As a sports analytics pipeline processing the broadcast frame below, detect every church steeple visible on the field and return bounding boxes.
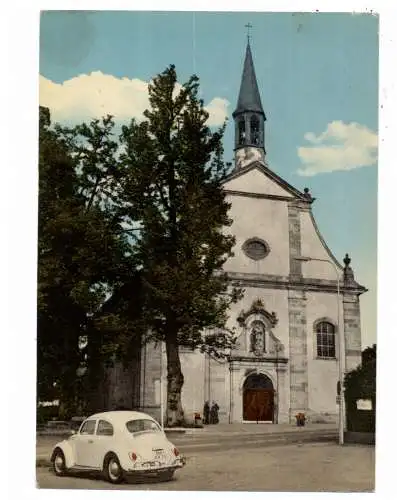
[233,40,267,169]
[234,42,265,117]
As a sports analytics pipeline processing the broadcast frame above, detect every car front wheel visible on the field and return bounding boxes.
[103,453,124,484]
[52,448,66,477]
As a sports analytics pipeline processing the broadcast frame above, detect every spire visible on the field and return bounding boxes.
[233,38,266,165]
[233,41,265,118]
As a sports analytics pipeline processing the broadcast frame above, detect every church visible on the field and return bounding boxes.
[107,40,367,424]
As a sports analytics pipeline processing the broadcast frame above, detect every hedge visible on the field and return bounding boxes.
[344,346,376,433]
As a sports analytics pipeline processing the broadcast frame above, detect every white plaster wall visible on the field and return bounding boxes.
[300,211,343,281]
[206,358,229,423]
[179,349,205,421]
[224,167,295,197]
[306,292,342,417]
[224,195,290,277]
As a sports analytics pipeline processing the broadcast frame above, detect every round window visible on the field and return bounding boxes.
[242,238,269,261]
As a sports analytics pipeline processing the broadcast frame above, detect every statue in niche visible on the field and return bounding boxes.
[250,321,266,356]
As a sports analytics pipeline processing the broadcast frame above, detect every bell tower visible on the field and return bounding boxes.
[232,37,266,170]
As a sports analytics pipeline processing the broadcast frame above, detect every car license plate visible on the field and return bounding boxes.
[143,461,157,468]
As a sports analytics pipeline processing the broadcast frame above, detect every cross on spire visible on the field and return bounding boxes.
[245,22,253,42]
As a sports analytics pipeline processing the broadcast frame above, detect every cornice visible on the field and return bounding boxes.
[226,271,367,295]
[224,189,295,203]
[229,355,289,364]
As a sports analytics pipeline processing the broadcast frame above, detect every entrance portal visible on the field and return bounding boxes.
[243,373,274,422]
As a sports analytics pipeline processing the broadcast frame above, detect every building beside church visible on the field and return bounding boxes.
[107,41,367,424]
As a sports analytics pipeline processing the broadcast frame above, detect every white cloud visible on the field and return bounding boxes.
[204,97,230,127]
[297,120,378,176]
[39,72,229,126]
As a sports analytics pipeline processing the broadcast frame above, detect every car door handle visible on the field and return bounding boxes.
[88,439,94,443]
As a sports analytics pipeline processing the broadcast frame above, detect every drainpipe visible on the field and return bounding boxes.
[142,342,146,413]
[229,363,233,424]
[208,355,211,402]
[275,343,279,424]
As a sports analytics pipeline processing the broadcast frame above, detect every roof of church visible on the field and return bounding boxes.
[233,42,265,117]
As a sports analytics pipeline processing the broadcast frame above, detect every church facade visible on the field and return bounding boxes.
[107,41,367,424]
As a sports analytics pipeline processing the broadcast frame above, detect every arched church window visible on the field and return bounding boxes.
[250,320,266,355]
[316,321,336,359]
[238,119,246,144]
[250,115,260,145]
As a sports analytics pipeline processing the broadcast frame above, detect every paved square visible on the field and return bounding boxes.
[36,442,375,492]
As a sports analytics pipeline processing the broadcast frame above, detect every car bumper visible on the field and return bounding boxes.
[126,458,186,475]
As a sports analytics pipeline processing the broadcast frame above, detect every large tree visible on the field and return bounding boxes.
[38,107,136,415]
[119,65,243,425]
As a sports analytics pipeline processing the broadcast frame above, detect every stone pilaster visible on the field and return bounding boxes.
[274,362,290,424]
[229,363,238,423]
[343,294,362,372]
[288,289,308,421]
[288,203,303,278]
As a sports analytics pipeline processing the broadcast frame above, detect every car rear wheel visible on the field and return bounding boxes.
[103,453,124,484]
[52,449,66,477]
[159,470,174,482]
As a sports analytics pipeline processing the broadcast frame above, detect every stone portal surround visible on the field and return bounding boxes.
[229,359,289,424]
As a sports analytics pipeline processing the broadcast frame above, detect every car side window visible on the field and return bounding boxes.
[97,420,114,436]
[79,419,96,435]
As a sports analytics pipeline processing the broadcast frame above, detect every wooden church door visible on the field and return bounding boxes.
[243,374,275,422]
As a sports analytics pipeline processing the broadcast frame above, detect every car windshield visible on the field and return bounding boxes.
[126,419,162,435]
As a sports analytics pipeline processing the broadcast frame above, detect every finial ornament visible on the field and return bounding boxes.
[343,253,351,268]
[245,22,253,42]
[303,187,312,199]
[343,253,355,283]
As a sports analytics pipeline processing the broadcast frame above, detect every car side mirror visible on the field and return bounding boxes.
[69,429,77,435]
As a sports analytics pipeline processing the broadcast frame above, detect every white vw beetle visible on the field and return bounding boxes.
[50,411,186,483]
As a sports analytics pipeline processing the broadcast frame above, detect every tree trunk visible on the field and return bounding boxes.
[85,353,109,414]
[165,334,185,426]
[84,332,108,414]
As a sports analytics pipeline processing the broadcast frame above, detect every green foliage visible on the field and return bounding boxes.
[38,107,138,410]
[38,64,243,423]
[119,65,242,349]
[119,65,243,424]
[344,344,376,433]
[36,404,59,425]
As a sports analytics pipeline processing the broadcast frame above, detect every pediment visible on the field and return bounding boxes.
[237,298,278,328]
[223,162,311,201]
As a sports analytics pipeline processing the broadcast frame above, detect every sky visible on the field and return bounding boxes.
[39,10,378,348]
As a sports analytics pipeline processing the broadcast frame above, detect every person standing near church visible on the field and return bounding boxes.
[203,401,210,425]
[210,401,219,424]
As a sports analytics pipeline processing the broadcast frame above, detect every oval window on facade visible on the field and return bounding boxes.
[242,238,269,261]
